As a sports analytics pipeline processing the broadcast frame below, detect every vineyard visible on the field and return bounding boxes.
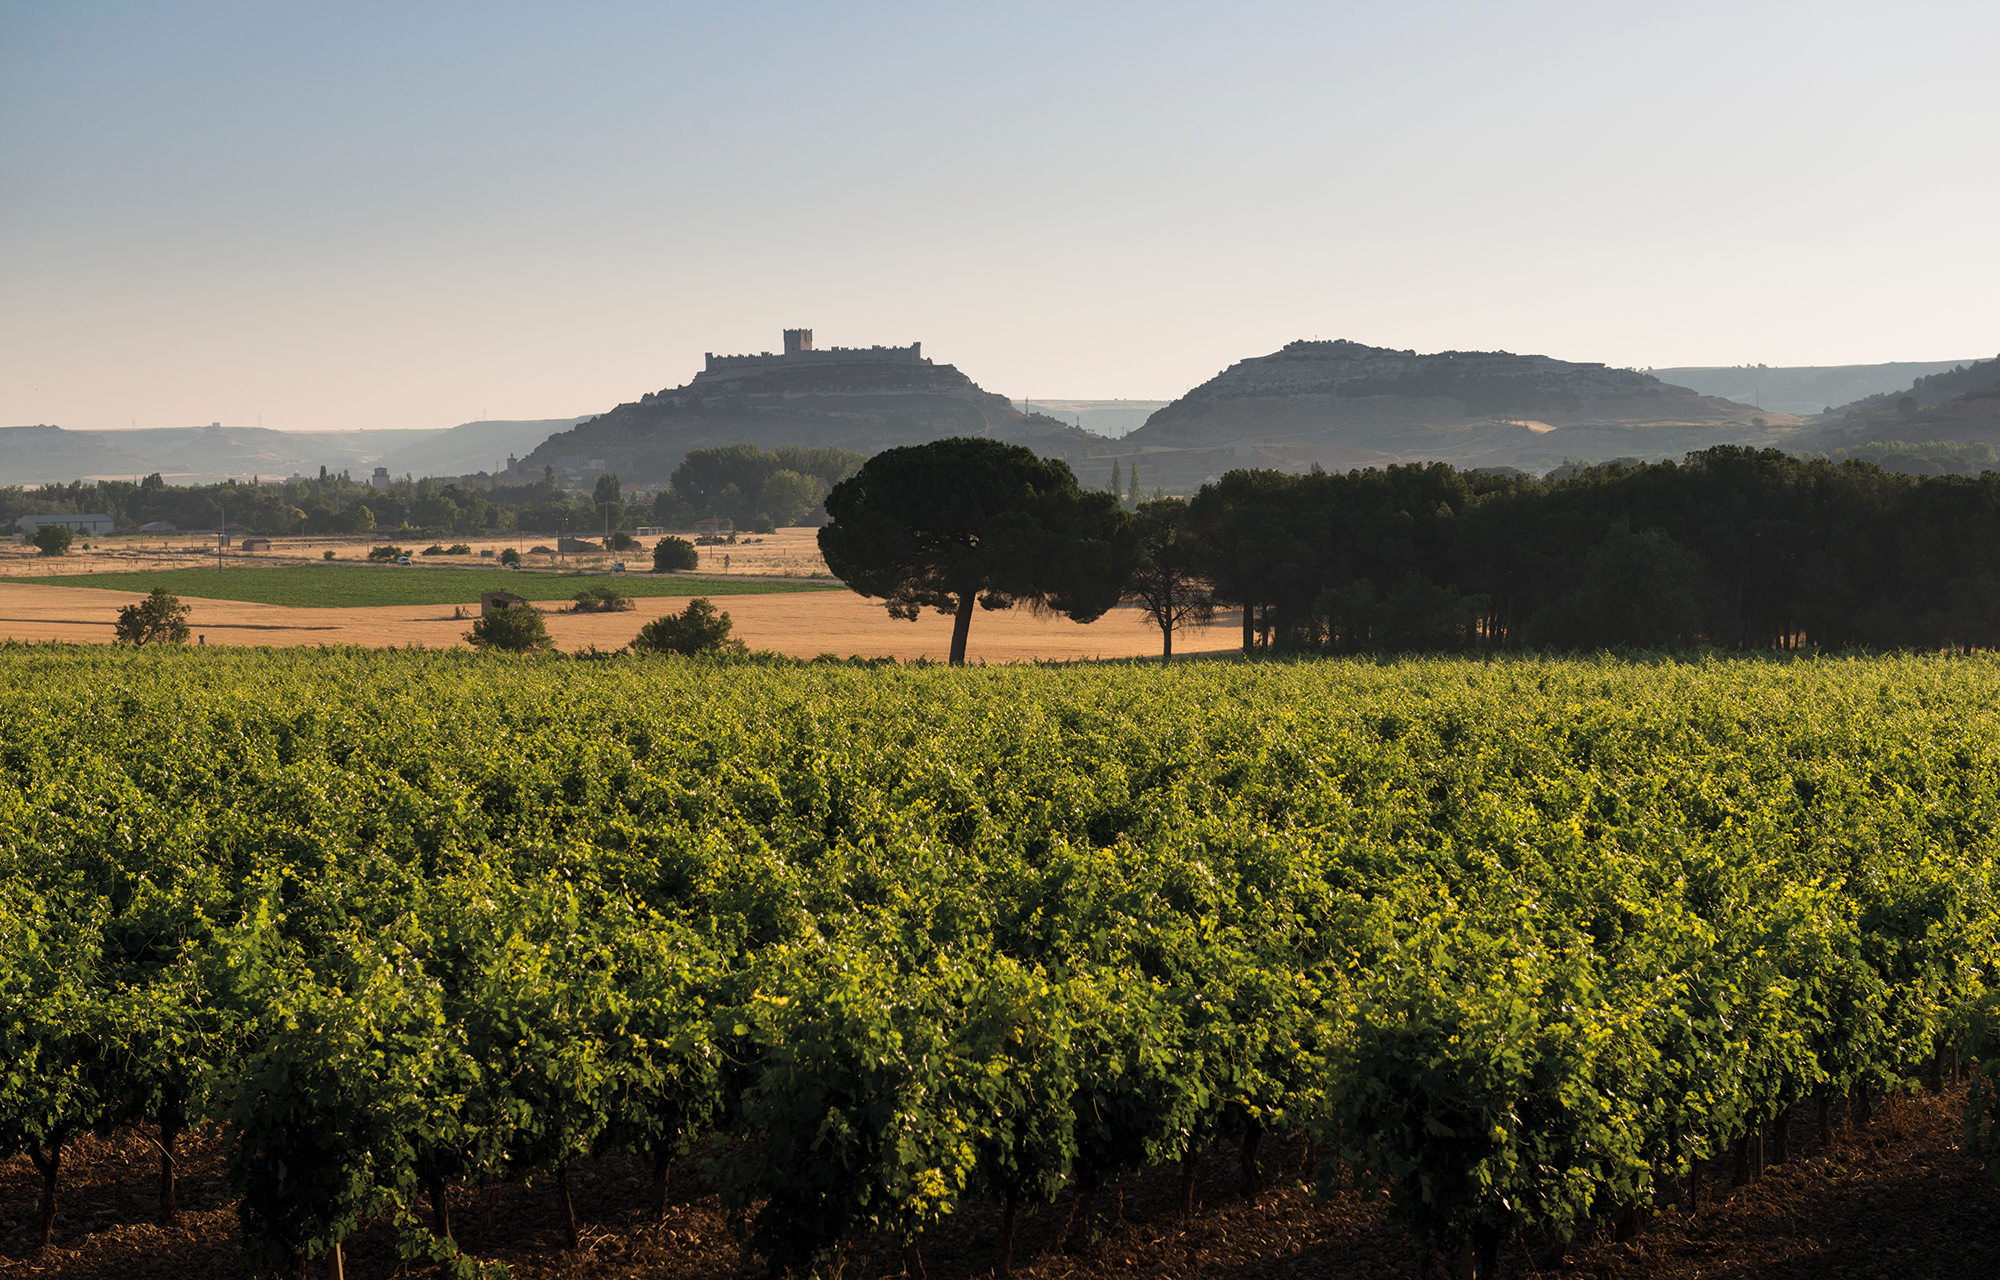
[5,645,2000,1278]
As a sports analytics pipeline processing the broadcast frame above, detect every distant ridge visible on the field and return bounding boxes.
[1093,339,1798,488]
[0,422,443,488]
[1653,360,1983,416]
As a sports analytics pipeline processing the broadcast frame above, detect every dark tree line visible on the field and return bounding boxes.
[1183,446,2000,654]
[4,469,627,538]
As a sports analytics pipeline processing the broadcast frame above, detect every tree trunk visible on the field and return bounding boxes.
[902,1239,927,1280]
[28,1133,64,1249]
[1752,1128,1765,1180]
[651,1148,672,1222]
[429,1167,452,1242]
[1240,1119,1263,1199]
[999,1198,1018,1277]
[158,1115,180,1225]
[1179,1151,1199,1217]
[329,1240,345,1280]
[1770,1109,1789,1166]
[1064,1162,1098,1254]
[557,1164,581,1251]
[1456,1231,1499,1280]
[1242,604,1255,652]
[1688,1149,1702,1212]
[1855,1084,1872,1127]
[1731,1133,1750,1187]
[1161,620,1173,663]
[948,592,976,666]
[1817,1095,1834,1147]
[1300,1131,1319,1180]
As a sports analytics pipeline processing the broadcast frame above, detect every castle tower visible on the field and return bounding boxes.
[783,328,813,355]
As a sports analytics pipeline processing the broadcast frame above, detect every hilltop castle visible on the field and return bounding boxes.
[695,328,926,382]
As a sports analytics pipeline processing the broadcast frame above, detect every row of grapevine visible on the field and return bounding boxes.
[4,644,2000,1277]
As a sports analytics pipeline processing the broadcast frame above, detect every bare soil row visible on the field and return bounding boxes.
[5,1085,1990,1278]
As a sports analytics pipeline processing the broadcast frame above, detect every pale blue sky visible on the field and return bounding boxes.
[3,1,1994,432]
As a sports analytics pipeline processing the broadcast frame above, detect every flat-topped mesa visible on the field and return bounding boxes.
[695,328,926,384]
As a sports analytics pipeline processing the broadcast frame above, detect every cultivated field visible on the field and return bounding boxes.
[1,524,834,578]
[0,564,833,609]
[0,578,1243,660]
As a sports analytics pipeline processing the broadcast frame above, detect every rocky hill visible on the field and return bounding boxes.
[1093,340,1807,489]
[516,341,1109,484]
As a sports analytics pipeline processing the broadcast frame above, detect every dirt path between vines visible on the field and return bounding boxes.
[0,580,1244,663]
[4,1085,1992,1278]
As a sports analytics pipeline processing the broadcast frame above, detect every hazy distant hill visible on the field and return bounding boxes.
[374,418,589,480]
[1650,360,1980,416]
[0,425,163,485]
[517,341,1109,483]
[1094,340,1801,489]
[0,422,443,487]
[1013,400,1171,439]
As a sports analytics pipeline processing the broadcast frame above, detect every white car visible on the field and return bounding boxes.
[396,556,411,565]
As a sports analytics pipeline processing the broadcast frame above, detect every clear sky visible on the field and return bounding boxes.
[3,1,1994,433]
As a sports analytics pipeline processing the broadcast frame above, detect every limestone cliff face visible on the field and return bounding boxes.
[520,358,1108,482]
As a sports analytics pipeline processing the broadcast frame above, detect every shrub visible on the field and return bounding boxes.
[31,525,72,556]
[499,548,522,566]
[752,513,776,535]
[367,545,405,562]
[420,544,446,556]
[446,543,471,555]
[632,598,744,656]
[652,536,699,573]
[570,585,634,613]
[323,550,335,561]
[608,531,638,552]
[465,605,552,652]
[113,587,192,645]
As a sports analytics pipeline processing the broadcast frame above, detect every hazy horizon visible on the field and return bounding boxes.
[4,2,1995,435]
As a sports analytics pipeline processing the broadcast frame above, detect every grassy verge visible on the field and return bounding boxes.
[0,564,837,609]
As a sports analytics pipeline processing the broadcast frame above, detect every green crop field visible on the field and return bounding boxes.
[0,563,836,608]
[6,647,2000,1271]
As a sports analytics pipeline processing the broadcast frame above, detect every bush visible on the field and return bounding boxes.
[465,605,552,652]
[652,536,699,573]
[31,525,72,556]
[608,531,638,552]
[367,545,405,562]
[570,585,634,613]
[420,544,446,556]
[632,598,744,655]
[323,550,335,561]
[752,513,776,535]
[446,543,471,555]
[499,548,522,566]
[113,587,192,645]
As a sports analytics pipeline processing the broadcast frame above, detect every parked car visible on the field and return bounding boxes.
[396,556,411,565]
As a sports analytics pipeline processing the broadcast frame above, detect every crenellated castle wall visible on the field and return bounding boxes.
[698,337,924,380]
